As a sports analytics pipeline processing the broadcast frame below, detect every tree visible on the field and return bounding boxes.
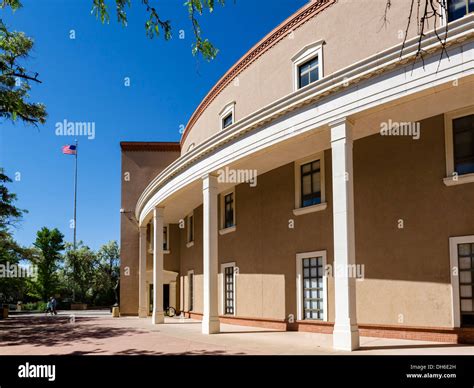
[92,0,227,60]
[63,242,98,303]
[383,0,449,66]
[94,241,120,305]
[0,0,46,125]
[31,227,64,301]
[0,170,30,303]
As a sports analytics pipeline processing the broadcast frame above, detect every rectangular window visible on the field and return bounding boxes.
[224,193,234,228]
[149,284,153,314]
[163,226,168,251]
[222,112,233,129]
[189,272,194,312]
[447,0,474,22]
[224,266,234,315]
[301,160,321,207]
[298,57,319,88]
[187,214,194,243]
[453,114,474,175]
[302,257,324,320]
[458,243,474,326]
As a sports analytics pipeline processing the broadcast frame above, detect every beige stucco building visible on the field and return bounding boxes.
[120,0,474,350]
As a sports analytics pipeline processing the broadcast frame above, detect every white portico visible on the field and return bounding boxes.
[133,17,474,350]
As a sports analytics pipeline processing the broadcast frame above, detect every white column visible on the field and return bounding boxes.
[330,118,360,351]
[152,207,165,324]
[202,174,220,334]
[138,225,148,318]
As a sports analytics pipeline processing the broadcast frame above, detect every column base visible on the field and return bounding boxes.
[152,311,165,324]
[138,308,148,318]
[333,324,360,351]
[202,317,220,334]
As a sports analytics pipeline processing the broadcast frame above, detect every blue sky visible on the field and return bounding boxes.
[0,0,306,250]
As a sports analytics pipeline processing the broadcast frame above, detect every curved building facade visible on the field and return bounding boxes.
[120,0,474,349]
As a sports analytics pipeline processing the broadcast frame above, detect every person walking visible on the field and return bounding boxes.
[45,299,53,315]
[50,297,58,315]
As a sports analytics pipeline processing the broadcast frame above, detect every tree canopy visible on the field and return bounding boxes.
[0,0,47,125]
[92,0,227,60]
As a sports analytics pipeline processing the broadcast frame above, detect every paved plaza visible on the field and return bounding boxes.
[1,311,473,356]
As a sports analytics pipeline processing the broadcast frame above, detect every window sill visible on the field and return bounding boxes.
[219,226,236,235]
[293,202,327,216]
[186,241,194,248]
[443,173,474,186]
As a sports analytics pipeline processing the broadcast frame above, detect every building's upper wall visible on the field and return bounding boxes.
[120,142,180,315]
[181,0,419,153]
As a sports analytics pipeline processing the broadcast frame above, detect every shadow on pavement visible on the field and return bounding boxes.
[0,316,144,348]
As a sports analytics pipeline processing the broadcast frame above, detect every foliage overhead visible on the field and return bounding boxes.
[92,0,226,60]
[0,0,47,125]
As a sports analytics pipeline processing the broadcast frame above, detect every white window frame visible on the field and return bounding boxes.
[186,212,194,248]
[219,101,235,130]
[219,188,236,235]
[296,251,328,322]
[449,235,474,328]
[187,269,194,312]
[443,106,474,186]
[147,222,153,254]
[221,261,236,316]
[293,152,327,215]
[148,222,170,254]
[292,40,324,91]
[440,0,448,26]
[163,224,170,254]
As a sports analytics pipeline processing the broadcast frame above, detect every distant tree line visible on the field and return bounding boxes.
[0,170,120,309]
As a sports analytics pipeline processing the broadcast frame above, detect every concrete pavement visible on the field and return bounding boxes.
[1,312,473,355]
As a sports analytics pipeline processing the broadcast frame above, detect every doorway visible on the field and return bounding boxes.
[149,283,170,313]
[163,284,170,310]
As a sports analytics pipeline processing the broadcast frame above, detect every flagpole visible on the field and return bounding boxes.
[73,139,78,250]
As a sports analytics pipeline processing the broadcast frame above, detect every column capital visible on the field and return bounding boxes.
[330,118,354,143]
[202,173,219,190]
[139,224,147,232]
[153,206,164,218]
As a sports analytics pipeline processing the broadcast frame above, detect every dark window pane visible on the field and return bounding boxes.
[302,257,324,321]
[300,160,321,207]
[222,113,233,129]
[298,58,319,88]
[163,226,168,250]
[224,193,234,228]
[309,67,319,83]
[302,174,312,195]
[299,72,310,88]
[458,240,474,327]
[224,266,234,314]
[453,114,474,175]
[448,0,469,21]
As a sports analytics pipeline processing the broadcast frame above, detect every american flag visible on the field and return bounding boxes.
[62,145,77,155]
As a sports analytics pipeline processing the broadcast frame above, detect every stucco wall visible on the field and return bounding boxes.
[120,149,180,315]
[182,0,420,152]
[178,114,474,328]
